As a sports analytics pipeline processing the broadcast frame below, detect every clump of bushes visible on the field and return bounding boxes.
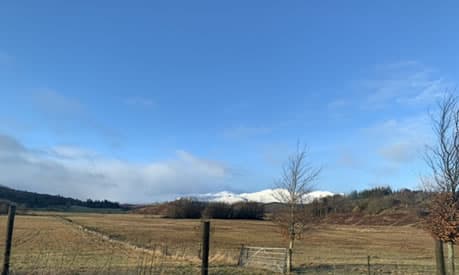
[165,199,205,219]
[366,197,399,214]
[308,186,431,217]
[349,186,393,200]
[202,202,233,219]
[165,199,265,220]
[231,202,265,220]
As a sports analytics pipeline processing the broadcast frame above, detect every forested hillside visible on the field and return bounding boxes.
[0,185,125,210]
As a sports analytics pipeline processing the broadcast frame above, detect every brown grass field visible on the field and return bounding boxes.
[0,212,452,274]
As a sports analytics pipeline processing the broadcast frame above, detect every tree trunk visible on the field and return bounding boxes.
[286,203,294,273]
[448,241,455,275]
[286,238,294,273]
[435,240,446,275]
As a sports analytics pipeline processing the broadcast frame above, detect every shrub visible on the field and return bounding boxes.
[164,199,265,219]
[358,186,392,199]
[231,202,265,219]
[165,198,205,218]
[366,197,396,214]
[202,202,232,219]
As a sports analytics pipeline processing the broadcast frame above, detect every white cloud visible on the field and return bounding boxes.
[379,142,419,163]
[0,134,232,203]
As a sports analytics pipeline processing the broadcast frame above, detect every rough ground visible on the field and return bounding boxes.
[0,213,446,274]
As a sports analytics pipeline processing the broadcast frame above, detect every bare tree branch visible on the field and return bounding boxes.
[425,93,459,199]
[274,143,321,204]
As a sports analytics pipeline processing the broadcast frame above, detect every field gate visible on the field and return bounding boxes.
[238,246,287,273]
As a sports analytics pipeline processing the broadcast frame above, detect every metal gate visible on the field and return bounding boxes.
[238,246,287,273]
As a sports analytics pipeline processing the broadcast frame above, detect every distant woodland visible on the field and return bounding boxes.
[0,185,125,211]
[134,187,433,224]
[0,184,434,224]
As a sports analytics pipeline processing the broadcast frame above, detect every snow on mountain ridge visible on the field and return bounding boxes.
[190,189,334,204]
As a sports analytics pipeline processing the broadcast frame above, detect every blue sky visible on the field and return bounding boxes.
[0,1,458,202]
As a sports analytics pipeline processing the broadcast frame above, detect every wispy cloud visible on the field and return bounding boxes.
[379,142,419,163]
[364,115,430,140]
[0,117,30,135]
[0,51,13,64]
[50,145,98,159]
[360,61,450,108]
[222,125,272,139]
[354,61,454,166]
[0,134,232,202]
[328,114,432,188]
[373,60,420,71]
[33,89,85,116]
[326,61,449,120]
[124,96,155,107]
[260,142,291,167]
[336,151,360,169]
[327,98,350,110]
[364,114,431,164]
[31,89,123,146]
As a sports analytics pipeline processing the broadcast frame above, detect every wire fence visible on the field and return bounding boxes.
[1,239,442,274]
[0,211,451,274]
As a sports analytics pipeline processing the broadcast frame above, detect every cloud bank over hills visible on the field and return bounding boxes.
[0,134,232,203]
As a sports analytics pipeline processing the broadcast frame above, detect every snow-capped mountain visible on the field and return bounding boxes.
[188,189,335,204]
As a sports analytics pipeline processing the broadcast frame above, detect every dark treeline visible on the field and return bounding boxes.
[165,199,265,219]
[0,185,125,210]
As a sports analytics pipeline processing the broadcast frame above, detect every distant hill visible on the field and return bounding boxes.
[299,186,431,226]
[135,186,432,226]
[0,185,126,211]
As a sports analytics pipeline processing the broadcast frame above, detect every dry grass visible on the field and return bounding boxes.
[66,214,434,254]
[0,215,202,274]
[64,213,440,271]
[0,212,448,274]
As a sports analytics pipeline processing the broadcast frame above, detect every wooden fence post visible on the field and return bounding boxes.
[435,239,446,275]
[447,241,455,275]
[201,221,210,275]
[367,255,370,275]
[164,245,168,256]
[238,244,245,266]
[2,204,16,275]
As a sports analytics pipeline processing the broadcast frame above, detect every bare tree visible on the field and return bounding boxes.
[273,142,321,272]
[425,94,459,196]
[425,93,459,275]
